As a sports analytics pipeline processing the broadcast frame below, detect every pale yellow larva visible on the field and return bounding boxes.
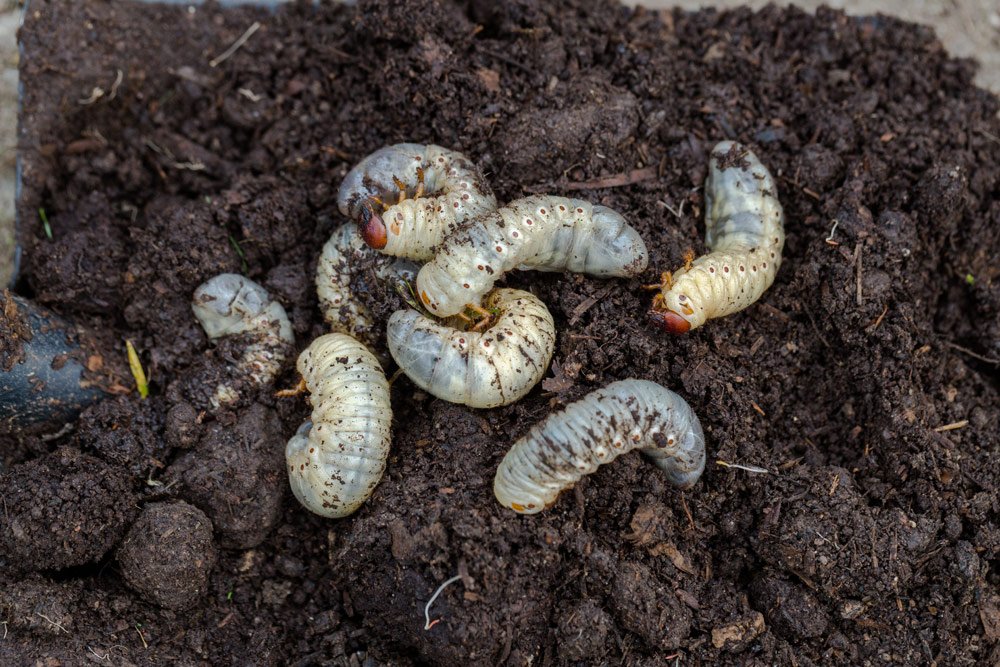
[387,289,555,409]
[315,222,418,347]
[494,379,706,514]
[416,196,649,317]
[650,141,785,334]
[285,333,392,518]
[191,273,294,409]
[337,143,496,260]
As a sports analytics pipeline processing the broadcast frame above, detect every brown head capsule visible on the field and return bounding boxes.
[648,308,691,335]
[359,203,388,250]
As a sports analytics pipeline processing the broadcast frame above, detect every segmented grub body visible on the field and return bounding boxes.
[191,274,294,409]
[494,379,705,514]
[285,333,392,518]
[337,143,496,260]
[417,196,649,317]
[650,141,785,333]
[315,222,418,346]
[387,289,555,408]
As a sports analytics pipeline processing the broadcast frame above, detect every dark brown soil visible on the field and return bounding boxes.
[4,0,998,664]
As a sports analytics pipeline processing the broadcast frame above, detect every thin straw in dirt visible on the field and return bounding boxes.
[209,21,260,68]
[423,575,464,631]
[716,460,770,474]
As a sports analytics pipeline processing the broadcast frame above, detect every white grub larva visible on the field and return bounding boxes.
[387,289,555,409]
[191,273,294,409]
[494,379,705,514]
[649,141,785,334]
[417,195,649,317]
[285,333,392,518]
[337,143,496,260]
[315,222,418,346]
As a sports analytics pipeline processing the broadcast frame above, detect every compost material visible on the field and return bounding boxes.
[3,0,998,664]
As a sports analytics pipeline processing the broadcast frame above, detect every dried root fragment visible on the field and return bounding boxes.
[494,379,705,514]
[649,141,785,333]
[387,288,555,409]
[337,143,496,260]
[315,222,418,347]
[285,333,392,518]
[191,273,294,409]
[417,195,648,317]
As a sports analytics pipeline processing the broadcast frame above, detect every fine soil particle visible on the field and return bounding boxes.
[166,402,286,549]
[117,500,218,611]
[3,0,999,664]
[0,446,136,573]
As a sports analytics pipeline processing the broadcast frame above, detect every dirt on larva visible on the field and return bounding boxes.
[2,0,998,664]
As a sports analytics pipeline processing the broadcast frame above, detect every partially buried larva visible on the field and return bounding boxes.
[337,143,497,261]
[387,288,556,408]
[315,222,418,347]
[649,140,785,333]
[417,195,649,317]
[285,333,392,518]
[191,273,294,409]
[494,379,706,514]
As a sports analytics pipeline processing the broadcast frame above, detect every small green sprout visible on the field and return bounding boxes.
[126,340,149,399]
[229,235,249,273]
[965,273,975,286]
[38,208,52,240]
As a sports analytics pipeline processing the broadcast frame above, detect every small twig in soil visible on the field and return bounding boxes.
[423,575,464,630]
[558,166,658,191]
[135,624,148,649]
[866,304,889,332]
[854,242,863,306]
[210,21,261,68]
[976,127,1000,145]
[36,613,68,634]
[657,198,686,219]
[477,47,535,75]
[941,340,1000,366]
[933,420,968,433]
[716,460,770,474]
[238,88,262,102]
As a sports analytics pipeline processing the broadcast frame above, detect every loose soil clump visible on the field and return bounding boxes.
[3,0,998,664]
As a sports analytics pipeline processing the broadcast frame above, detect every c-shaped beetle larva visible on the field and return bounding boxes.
[416,195,649,317]
[191,274,294,409]
[494,379,705,514]
[337,143,497,261]
[315,222,419,347]
[387,288,556,409]
[285,333,393,518]
[649,141,785,333]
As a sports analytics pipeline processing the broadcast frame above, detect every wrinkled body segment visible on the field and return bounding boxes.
[650,141,785,333]
[387,289,556,409]
[337,143,496,260]
[285,334,392,518]
[494,379,706,514]
[417,195,649,317]
[191,273,294,409]
[315,222,418,348]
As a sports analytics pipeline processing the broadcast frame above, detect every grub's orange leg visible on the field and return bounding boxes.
[276,376,307,397]
[643,271,673,292]
[683,249,695,271]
